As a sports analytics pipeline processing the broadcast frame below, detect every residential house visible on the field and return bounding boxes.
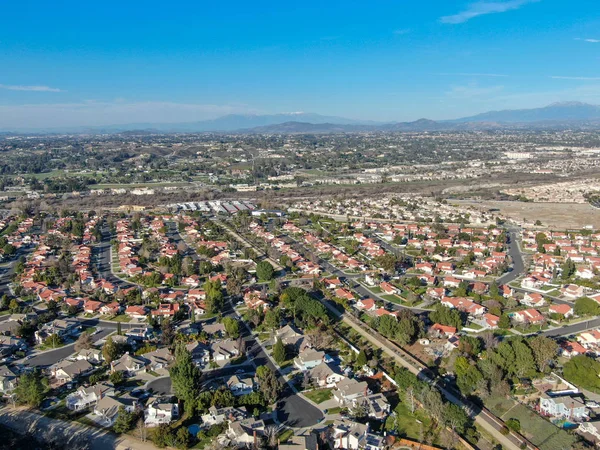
[201,406,247,427]
[278,434,319,450]
[430,323,457,338]
[76,348,104,364]
[66,382,115,410]
[511,308,545,324]
[275,324,305,352]
[561,341,588,358]
[186,341,211,367]
[0,365,18,393]
[333,378,370,406]
[539,393,588,421]
[549,304,574,318]
[379,282,398,295]
[355,298,377,312]
[522,293,546,308]
[362,393,391,420]
[110,353,146,376]
[225,375,255,396]
[125,305,148,320]
[227,417,265,446]
[211,339,240,362]
[51,359,94,385]
[144,397,179,427]
[93,395,138,427]
[143,347,174,372]
[309,362,346,388]
[294,348,325,371]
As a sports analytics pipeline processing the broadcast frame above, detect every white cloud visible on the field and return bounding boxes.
[0,100,260,130]
[0,84,63,92]
[575,38,600,43]
[440,0,539,24]
[551,76,600,81]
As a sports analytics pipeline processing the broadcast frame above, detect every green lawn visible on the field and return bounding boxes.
[369,286,383,294]
[326,406,343,415]
[391,401,435,442]
[277,429,294,443]
[107,315,132,323]
[304,388,333,404]
[501,403,576,450]
[381,294,405,304]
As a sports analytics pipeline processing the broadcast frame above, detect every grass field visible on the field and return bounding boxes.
[381,294,405,304]
[486,397,576,450]
[304,388,333,404]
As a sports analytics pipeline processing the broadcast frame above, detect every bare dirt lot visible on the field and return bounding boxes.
[454,200,600,230]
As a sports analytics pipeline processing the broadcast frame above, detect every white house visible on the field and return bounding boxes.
[309,362,345,388]
[294,348,325,371]
[144,398,179,427]
[66,383,114,411]
[539,394,588,421]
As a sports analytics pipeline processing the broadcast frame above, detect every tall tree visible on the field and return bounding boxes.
[169,343,202,415]
[256,261,275,281]
[528,335,558,373]
[273,338,286,364]
[102,336,119,363]
[15,370,47,407]
[256,365,281,405]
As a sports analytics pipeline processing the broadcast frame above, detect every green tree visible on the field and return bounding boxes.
[429,304,463,329]
[356,350,368,368]
[102,336,120,363]
[575,297,600,316]
[498,313,511,329]
[169,343,202,415]
[256,261,275,281]
[109,370,125,385]
[563,355,600,391]
[14,370,46,407]
[204,280,224,313]
[263,308,281,331]
[222,317,240,339]
[506,418,521,433]
[561,258,576,279]
[256,365,281,405]
[44,333,63,348]
[113,406,137,433]
[273,338,286,364]
[443,403,470,435]
[528,335,558,373]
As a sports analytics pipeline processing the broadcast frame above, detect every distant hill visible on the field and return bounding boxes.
[4,102,600,135]
[451,101,600,123]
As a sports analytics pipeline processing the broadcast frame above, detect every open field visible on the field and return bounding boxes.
[454,200,600,229]
[486,396,576,450]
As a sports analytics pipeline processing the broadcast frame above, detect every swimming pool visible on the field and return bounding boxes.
[188,424,201,435]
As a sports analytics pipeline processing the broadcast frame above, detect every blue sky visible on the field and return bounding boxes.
[1,0,599,128]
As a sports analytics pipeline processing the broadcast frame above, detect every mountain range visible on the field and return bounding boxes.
[4,102,600,134]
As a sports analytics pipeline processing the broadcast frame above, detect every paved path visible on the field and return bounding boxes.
[0,406,154,450]
[316,295,530,450]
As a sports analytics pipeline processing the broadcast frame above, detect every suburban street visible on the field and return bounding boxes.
[16,328,113,369]
[93,223,137,289]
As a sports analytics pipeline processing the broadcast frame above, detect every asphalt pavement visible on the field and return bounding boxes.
[17,328,113,369]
